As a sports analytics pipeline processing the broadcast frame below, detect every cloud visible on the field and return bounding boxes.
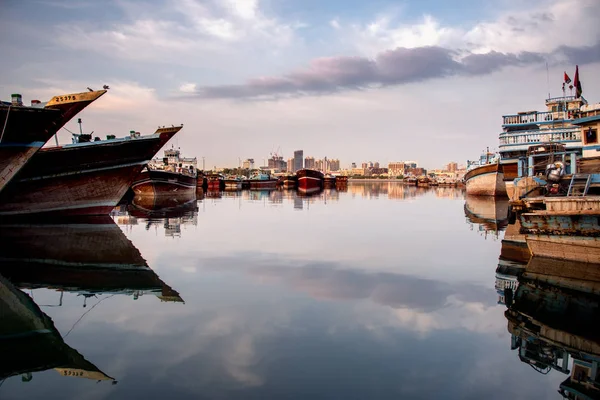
[182,41,598,99]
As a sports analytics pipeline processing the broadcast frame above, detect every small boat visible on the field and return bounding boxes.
[416,175,430,187]
[282,173,297,189]
[404,176,417,186]
[296,168,324,193]
[206,174,224,191]
[224,176,243,190]
[248,172,277,190]
[131,149,197,197]
[323,174,336,188]
[464,150,506,196]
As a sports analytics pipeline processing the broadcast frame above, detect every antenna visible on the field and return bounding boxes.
[546,61,550,99]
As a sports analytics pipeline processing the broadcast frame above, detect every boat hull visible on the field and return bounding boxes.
[131,169,196,197]
[0,128,179,218]
[464,163,507,196]
[297,169,324,191]
[526,236,600,263]
[519,211,600,236]
[224,180,242,190]
[249,179,277,190]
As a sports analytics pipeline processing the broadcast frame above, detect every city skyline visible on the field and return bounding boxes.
[2,0,599,169]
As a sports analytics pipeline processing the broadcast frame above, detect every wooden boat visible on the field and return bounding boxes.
[0,126,182,218]
[403,176,417,186]
[323,174,336,188]
[296,168,324,193]
[416,175,430,187]
[206,174,223,191]
[248,172,277,190]
[0,274,115,382]
[0,89,106,194]
[129,195,198,219]
[131,168,197,197]
[224,176,243,190]
[282,174,297,189]
[464,150,506,196]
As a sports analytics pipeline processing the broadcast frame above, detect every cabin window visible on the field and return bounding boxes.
[585,128,598,144]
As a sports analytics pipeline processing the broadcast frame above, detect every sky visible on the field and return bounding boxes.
[1,0,599,169]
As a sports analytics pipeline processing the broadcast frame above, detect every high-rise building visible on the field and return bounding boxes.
[368,161,374,168]
[361,162,368,169]
[351,162,357,168]
[315,159,323,171]
[305,156,315,169]
[293,150,303,172]
[268,155,286,171]
[374,162,380,169]
[287,158,294,173]
[404,161,418,170]
[447,162,458,172]
[242,158,255,169]
[330,159,340,172]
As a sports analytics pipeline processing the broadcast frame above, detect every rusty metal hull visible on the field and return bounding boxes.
[131,169,197,197]
[520,212,600,236]
[0,128,180,218]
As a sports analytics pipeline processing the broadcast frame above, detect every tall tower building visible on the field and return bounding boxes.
[305,156,315,169]
[287,158,294,173]
[294,150,303,172]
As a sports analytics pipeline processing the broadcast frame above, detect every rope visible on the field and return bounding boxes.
[63,294,116,338]
[0,104,11,143]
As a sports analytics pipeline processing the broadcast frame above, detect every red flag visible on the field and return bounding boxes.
[564,72,571,84]
[574,65,582,98]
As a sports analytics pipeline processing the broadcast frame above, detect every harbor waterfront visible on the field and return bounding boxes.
[1,182,596,399]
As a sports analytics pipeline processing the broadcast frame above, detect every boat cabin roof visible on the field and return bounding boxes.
[526,142,567,156]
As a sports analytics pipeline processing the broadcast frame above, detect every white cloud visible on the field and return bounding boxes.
[346,0,600,56]
[179,83,198,93]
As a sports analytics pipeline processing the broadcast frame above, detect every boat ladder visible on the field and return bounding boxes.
[567,173,592,196]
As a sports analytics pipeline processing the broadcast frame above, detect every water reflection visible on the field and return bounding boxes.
[464,195,509,238]
[500,254,600,399]
[0,274,115,383]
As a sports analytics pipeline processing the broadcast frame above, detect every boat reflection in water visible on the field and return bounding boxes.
[500,255,600,399]
[120,195,198,238]
[0,274,116,384]
[0,216,184,303]
[464,195,509,237]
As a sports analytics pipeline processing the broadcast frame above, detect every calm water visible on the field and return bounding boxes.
[0,182,591,399]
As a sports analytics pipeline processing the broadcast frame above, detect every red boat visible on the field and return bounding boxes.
[0,126,182,218]
[0,89,106,194]
[206,174,223,191]
[296,169,324,192]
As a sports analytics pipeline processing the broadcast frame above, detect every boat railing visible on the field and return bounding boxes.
[499,128,581,146]
[502,111,563,126]
[545,95,577,104]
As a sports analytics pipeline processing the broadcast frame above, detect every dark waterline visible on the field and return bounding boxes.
[0,183,591,399]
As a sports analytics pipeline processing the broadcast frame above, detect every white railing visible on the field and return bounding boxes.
[502,111,562,125]
[498,128,581,146]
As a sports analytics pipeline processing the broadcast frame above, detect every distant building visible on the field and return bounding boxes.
[404,161,418,170]
[268,155,286,171]
[388,162,405,177]
[351,162,357,168]
[293,150,303,172]
[315,159,323,171]
[330,159,340,172]
[446,162,458,172]
[407,167,426,176]
[361,162,368,169]
[374,162,380,169]
[305,156,315,169]
[242,158,255,169]
[287,158,294,173]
